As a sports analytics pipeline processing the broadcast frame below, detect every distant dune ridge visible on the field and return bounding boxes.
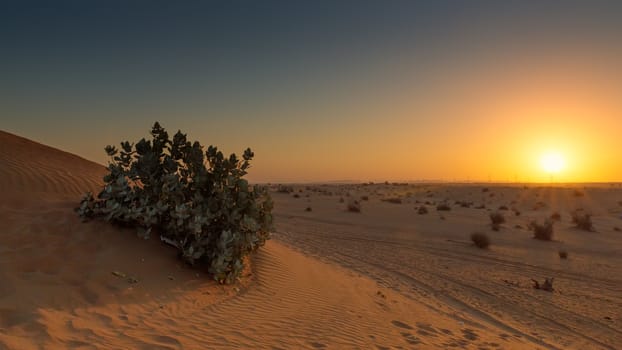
[1,130,621,349]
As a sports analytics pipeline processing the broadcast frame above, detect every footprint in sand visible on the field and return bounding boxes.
[462,328,479,341]
[391,320,414,330]
[309,341,326,349]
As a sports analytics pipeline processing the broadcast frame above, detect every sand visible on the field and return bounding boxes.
[1,130,620,349]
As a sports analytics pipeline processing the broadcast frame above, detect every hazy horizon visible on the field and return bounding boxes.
[2,1,621,183]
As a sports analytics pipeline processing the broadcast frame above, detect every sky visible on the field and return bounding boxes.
[2,1,621,183]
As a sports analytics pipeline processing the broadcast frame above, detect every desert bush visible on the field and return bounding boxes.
[471,232,490,249]
[532,277,554,292]
[558,250,568,259]
[305,207,312,212]
[417,206,428,215]
[550,211,561,221]
[489,211,506,225]
[382,197,402,204]
[76,122,273,284]
[498,205,509,211]
[436,203,451,211]
[361,195,369,201]
[277,184,293,193]
[529,219,554,241]
[347,199,361,212]
[571,209,594,231]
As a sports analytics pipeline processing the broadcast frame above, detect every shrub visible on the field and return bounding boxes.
[292,193,300,198]
[382,197,402,204]
[571,209,594,231]
[76,122,273,284]
[550,211,561,221]
[305,207,312,212]
[277,184,293,193]
[347,200,361,212]
[529,219,554,241]
[558,250,568,259]
[498,205,509,211]
[489,211,506,226]
[361,195,369,201]
[436,203,451,211]
[417,206,428,215]
[471,232,490,249]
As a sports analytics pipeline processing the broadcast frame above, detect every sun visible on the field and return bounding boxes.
[540,151,566,173]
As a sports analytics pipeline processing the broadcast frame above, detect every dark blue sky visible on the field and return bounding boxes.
[2,1,621,181]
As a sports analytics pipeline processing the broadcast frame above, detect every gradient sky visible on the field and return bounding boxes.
[2,1,621,183]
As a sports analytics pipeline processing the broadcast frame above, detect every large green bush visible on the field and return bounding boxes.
[77,122,273,283]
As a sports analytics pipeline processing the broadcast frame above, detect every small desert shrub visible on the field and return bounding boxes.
[347,200,361,213]
[293,193,300,198]
[436,203,451,211]
[550,211,561,221]
[573,189,585,197]
[614,226,621,232]
[361,195,369,201]
[529,219,554,241]
[532,277,554,292]
[533,201,546,210]
[277,185,293,193]
[417,206,428,215]
[76,122,273,284]
[514,209,521,216]
[498,205,509,211]
[382,197,402,204]
[305,207,312,212]
[571,209,594,231]
[482,187,489,192]
[489,211,505,225]
[476,204,486,209]
[558,250,568,259]
[471,232,490,249]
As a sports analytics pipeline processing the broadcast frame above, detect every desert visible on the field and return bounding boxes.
[2,2,622,349]
[1,130,620,349]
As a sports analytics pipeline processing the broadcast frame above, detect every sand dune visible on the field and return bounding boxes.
[1,131,620,349]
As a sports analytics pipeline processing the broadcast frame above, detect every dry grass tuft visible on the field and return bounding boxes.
[471,232,490,249]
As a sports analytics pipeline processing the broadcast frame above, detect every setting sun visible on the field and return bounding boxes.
[540,151,566,174]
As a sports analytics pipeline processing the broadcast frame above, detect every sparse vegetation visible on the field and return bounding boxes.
[558,250,568,259]
[277,185,293,193]
[529,219,554,241]
[361,195,369,201]
[571,209,594,231]
[305,207,312,212]
[471,232,490,249]
[532,277,554,292]
[382,197,402,204]
[76,122,273,284]
[417,206,428,215]
[436,203,451,211]
[489,211,506,225]
[347,199,361,213]
[550,211,561,221]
